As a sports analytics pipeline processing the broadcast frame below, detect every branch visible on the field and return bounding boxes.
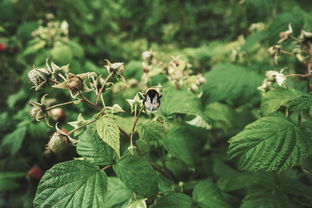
[79,92,101,111]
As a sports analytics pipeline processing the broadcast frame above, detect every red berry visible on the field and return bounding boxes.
[0,42,7,51]
[28,165,44,180]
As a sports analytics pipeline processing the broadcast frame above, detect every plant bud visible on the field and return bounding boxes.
[142,51,154,63]
[298,30,312,45]
[66,76,83,95]
[197,76,206,84]
[50,108,66,122]
[29,105,43,121]
[45,130,69,153]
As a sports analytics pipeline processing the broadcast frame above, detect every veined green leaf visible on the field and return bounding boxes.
[261,88,299,115]
[202,63,262,105]
[96,114,120,156]
[137,120,167,142]
[104,177,131,208]
[192,179,232,208]
[228,117,312,171]
[77,124,117,165]
[1,126,27,155]
[113,155,158,199]
[34,160,107,208]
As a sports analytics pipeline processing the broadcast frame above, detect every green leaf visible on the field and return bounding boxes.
[34,160,107,208]
[241,187,295,208]
[77,124,117,165]
[155,193,194,208]
[228,117,312,171]
[261,88,299,115]
[192,179,232,208]
[1,126,27,155]
[288,93,312,112]
[6,89,26,109]
[159,88,202,117]
[0,171,25,192]
[202,63,262,105]
[104,177,131,208]
[163,128,199,168]
[113,155,158,199]
[246,0,276,23]
[137,120,167,142]
[96,114,120,156]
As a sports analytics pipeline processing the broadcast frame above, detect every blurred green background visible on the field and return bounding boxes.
[1,0,312,207]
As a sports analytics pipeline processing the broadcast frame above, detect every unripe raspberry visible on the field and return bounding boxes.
[66,76,83,96]
[50,108,66,122]
[0,42,7,51]
[45,130,69,153]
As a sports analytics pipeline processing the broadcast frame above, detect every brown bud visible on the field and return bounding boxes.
[66,76,83,95]
[45,131,69,153]
[28,68,50,89]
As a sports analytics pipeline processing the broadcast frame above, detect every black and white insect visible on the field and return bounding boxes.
[143,88,162,112]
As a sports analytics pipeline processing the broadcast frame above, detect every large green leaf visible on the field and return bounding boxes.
[96,114,120,156]
[202,63,262,105]
[34,160,107,208]
[163,128,199,168]
[228,117,312,171]
[261,88,299,115]
[113,155,158,199]
[159,88,202,117]
[137,120,167,142]
[104,177,131,208]
[77,124,117,165]
[192,179,232,208]
[155,193,194,208]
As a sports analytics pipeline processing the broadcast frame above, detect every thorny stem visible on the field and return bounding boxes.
[96,72,114,105]
[79,92,101,111]
[45,99,83,111]
[67,119,97,135]
[129,106,144,148]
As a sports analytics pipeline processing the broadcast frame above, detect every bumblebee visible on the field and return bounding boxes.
[143,88,162,112]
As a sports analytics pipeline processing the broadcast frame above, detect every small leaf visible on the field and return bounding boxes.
[77,124,117,165]
[113,155,158,199]
[261,88,299,115]
[192,179,232,208]
[126,199,147,208]
[155,193,193,208]
[228,117,312,171]
[34,160,107,208]
[163,128,199,168]
[96,114,120,156]
[1,126,27,155]
[137,120,167,142]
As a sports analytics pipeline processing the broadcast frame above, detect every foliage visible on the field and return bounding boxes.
[1,0,312,208]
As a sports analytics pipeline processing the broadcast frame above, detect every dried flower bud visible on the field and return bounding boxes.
[66,76,83,96]
[28,68,51,90]
[45,131,69,153]
[265,70,287,87]
[142,51,154,64]
[278,24,293,43]
[105,60,125,76]
[197,76,206,84]
[298,30,312,45]
[190,84,199,92]
[29,105,43,121]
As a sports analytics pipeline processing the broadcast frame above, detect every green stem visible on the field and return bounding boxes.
[96,72,114,105]
[68,119,96,135]
[45,99,83,111]
[79,92,101,111]
[129,106,144,148]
